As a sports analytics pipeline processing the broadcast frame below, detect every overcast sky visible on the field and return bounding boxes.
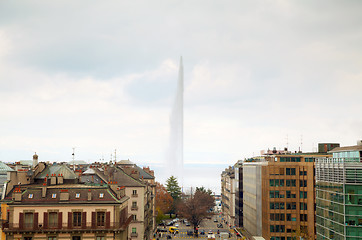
[1,1,362,187]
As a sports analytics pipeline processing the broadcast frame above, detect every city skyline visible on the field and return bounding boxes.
[0,1,362,170]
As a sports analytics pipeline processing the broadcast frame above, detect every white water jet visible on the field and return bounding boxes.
[166,56,184,184]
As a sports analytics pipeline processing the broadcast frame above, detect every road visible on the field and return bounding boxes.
[156,215,242,240]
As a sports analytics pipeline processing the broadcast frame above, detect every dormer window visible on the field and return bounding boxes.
[28,194,33,199]
[76,193,80,198]
[52,193,57,199]
[99,193,104,198]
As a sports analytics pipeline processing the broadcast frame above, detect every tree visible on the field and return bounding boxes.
[195,186,213,196]
[155,182,173,215]
[177,189,215,231]
[166,176,182,217]
[166,176,182,200]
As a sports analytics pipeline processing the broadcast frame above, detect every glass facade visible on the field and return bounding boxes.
[316,152,362,240]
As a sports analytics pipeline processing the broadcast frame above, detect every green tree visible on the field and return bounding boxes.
[166,176,182,200]
[166,176,182,217]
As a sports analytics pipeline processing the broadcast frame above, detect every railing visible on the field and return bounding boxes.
[316,157,362,164]
[3,217,133,233]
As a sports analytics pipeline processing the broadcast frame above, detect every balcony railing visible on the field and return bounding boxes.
[3,216,133,233]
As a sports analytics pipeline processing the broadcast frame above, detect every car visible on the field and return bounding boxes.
[217,223,223,228]
[169,227,179,234]
[213,219,218,222]
[175,223,179,227]
[200,230,205,235]
[187,231,194,236]
[185,222,190,226]
[166,221,174,226]
[157,228,168,233]
[166,235,172,239]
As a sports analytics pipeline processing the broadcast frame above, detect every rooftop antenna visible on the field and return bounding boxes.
[72,147,75,171]
[286,134,289,150]
[114,149,117,163]
[300,135,303,152]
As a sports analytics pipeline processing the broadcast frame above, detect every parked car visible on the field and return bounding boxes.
[200,230,205,235]
[157,228,168,233]
[166,221,174,226]
[187,231,194,236]
[213,218,218,222]
[185,221,190,226]
[217,223,223,228]
[175,223,179,227]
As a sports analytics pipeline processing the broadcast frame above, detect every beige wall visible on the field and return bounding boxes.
[126,186,145,240]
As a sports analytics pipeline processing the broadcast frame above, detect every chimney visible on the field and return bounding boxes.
[50,174,57,185]
[88,190,92,201]
[42,186,47,198]
[57,174,64,184]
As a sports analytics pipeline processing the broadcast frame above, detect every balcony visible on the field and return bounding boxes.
[131,232,138,238]
[131,206,138,211]
[3,216,133,234]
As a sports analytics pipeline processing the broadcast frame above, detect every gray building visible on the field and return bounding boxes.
[243,159,266,236]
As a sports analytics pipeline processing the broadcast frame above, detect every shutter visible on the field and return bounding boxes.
[43,212,48,229]
[82,212,86,229]
[58,212,63,229]
[19,213,24,229]
[91,212,96,228]
[33,212,39,229]
[68,212,72,229]
[106,211,110,228]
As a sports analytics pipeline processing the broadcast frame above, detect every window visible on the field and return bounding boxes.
[132,214,137,221]
[300,180,307,187]
[300,191,307,198]
[24,212,34,228]
[132,201,137,208]
[75,193,80,198]
[72,237,81,240]
[48,237,57,240]
[132,190,137,195]
[24,238,32,240]
[73,212,82,227]
[99,193,104,198]
[300,202,307,210]
[132,227,137,233]
[49,212,58,228]
[52,194,57,199]
[97,212,105,226]
[270,180,275,187]
[28,194,33,199]
[96,237,105,240]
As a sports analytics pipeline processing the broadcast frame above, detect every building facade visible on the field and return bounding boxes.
[316,143,362,240]
[234,160,243,228]
[243,160,264,236]
[2,163,131,240]
[221,166,235,227]
[261,153,329,240]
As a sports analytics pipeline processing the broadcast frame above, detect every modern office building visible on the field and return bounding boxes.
[262,152,330,240]
[316,142,362,240]
[243,159,265,236]
[234,160,243,227]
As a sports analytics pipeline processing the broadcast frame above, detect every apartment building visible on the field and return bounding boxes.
[221,166,235,227]
[2,163,131,240]
[316,142,362,240]
[85,160,155,240]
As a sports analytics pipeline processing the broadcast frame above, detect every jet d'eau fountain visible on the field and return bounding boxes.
[166,57,184,184]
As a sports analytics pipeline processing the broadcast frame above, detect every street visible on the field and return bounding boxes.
[156,215,241,240]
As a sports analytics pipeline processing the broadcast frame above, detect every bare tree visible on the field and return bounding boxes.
[177,189,214,232]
